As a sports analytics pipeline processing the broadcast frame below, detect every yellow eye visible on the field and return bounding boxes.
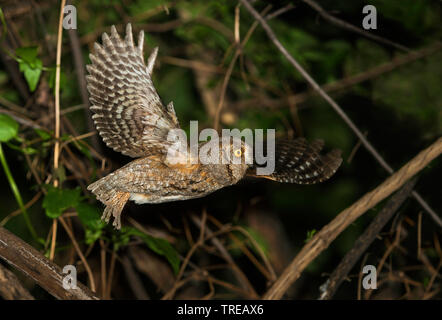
[234,149,242,157]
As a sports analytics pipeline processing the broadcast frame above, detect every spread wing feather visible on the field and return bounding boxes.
[250,138,342,184]
[86,23,179,158]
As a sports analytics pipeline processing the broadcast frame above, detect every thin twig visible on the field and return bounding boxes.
[99,239,107,298]
[53,0,65,179]
[66,13,101,153]
[364,221,403,299]
[213,5,282,130]
[417,211,422,260]
[0,191,42,227]
[0,107,43,130]
[58,216,96,293]
[121,254,150,300]
[162,210,207,300]
[239,0,441,227]
[302,0,410,52]
[265,4,295,20]
[357,253,369,300]
[49,0,66,262]
[234,42,441,110]
[190,213,259,298]
[319,178,417,300]
[208,215,277,282]
[105,250,117,299]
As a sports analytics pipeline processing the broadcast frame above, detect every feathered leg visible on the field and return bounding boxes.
[101,191,130,229]
[88,178,130,229]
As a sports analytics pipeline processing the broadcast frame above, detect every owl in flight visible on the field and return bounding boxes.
[86,24,342,229]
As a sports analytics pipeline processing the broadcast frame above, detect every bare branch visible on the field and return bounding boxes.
[319,177,417,300]
[190,213,259,298]
[302,0,410,52]
[0,263,35,300]
[239,0,441,227]
[235,42,441,110]
[67,22,102,153]
[264,137,442,299]
[0,226,98,300]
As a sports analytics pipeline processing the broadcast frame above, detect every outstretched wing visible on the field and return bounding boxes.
[249,138,342,184]
[86,23,180,158]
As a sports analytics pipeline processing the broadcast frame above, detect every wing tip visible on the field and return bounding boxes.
[137,30,145,52]
[146,47,159,75]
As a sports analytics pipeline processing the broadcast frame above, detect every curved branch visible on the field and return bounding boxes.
[0,263,34,300]
[0,226,99,300]
[319,177,417,300]
[264,137,442,299]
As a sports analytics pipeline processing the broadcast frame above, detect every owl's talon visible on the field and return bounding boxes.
[102,206,111,223]
[112,212,122,230]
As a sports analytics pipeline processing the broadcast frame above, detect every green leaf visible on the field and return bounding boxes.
[35,129,51,141]
[122,227,180,275]
[16,46,42,92]
[305,229,317,243]
[84,228,103,245]
[242,226,269,257]
[42,186,81,219]
[21,59,42,92]
[0,114,19,142]
[76,202,106,230]
[16,46,38,63]
[5,142,37,154]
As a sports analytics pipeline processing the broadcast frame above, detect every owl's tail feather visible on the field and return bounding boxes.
[88,177,129,229]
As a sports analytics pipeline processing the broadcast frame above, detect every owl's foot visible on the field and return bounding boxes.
[101,191,130,230]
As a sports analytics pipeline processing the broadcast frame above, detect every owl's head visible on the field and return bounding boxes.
[219,136,253,179]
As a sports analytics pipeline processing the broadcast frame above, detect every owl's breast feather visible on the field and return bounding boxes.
[129,191,213,204]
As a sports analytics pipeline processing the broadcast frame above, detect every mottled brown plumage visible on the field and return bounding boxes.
[86,24,342,229]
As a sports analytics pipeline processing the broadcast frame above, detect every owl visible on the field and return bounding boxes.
[86,24,342,229]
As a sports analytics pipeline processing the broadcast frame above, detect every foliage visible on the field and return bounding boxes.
[15,47,43,92]
[0,114,18,142]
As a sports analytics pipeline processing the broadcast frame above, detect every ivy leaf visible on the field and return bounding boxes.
[35,129,51,141]
[84,228,103,245]
[16,46,43,92]
[121,227,180,275]
[15,46,38,63]
[0,114,19,142]
[42,186,81,219]
[76,202,105,245]
[76,202,106,230]
[20,59,42,92]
